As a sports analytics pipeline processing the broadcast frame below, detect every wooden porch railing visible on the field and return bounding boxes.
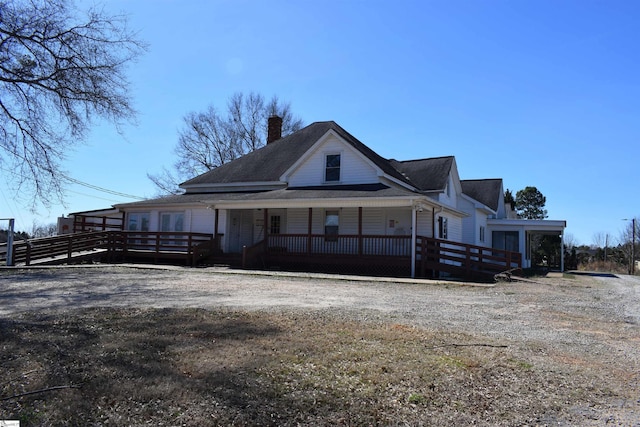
[242,239,267,269]
[73,214,124,233]
[10,231,114,266]
[5,230,521,282]
[416,236,521,280]
[8,231,215,266]
[266,234,412,257]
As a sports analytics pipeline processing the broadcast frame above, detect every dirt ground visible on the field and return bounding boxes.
[1,265,639,425]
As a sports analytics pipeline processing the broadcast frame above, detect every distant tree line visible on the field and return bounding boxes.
[0,222,57,243]
[562,219,639,275]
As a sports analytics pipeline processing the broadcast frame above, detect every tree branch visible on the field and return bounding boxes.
[0,384,82,401]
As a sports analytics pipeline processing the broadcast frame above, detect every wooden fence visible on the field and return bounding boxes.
[7,231,214,266]
[416,236,521,281]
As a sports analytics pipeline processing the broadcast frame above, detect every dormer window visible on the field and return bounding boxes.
[325,154,341,182]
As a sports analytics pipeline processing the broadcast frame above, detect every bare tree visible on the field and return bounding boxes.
[149,92,304,195]
[591,232,612,249]
[563,233,577,250]
[31,221,57,238]
[0,0,146,207]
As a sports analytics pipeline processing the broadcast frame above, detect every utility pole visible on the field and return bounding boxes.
[632,218,636,275]
[624,218,636,275]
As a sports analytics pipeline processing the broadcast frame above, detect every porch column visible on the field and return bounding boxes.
[263,208,269,251]
[307,208,312,255]
[411,207,417,278]
[358,207,363,257]
[560,233,565,272]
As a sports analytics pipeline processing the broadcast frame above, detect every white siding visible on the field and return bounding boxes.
[363,208,385,234]
[416,209,434,238]
[457,197,477,245]
[448,215,462,243]
[341,208,359,234]
[286,208,309,234]
[278,207,409,236]
[190,208,215,233]
[287,135,380,186]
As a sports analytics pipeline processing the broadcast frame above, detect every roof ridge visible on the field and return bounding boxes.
[391,155,455,164]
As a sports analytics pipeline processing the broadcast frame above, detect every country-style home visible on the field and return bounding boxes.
[61,117,566,280]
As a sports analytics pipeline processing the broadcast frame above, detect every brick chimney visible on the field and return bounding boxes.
[267,115,283,144]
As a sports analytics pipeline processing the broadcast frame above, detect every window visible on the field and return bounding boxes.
[325,210,339,242]
[325,154,341,182]
[492,231,519,253]
[161,212,184,232]
[438,217,448,239]
[270,215,281,234]
[127,213,150,232]
[480,226,486,242]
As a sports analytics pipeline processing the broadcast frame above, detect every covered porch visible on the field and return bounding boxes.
[488,219,567,271]
[203,186,518,280]
[204,185,449,277]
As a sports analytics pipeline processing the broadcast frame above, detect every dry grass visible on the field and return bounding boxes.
[0,308,625,426]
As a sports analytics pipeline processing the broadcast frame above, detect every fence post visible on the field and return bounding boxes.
[6,218,14,266]
[187,234,193,266]
[25,242,31,266]
[242,245,247,268]
[67,236,73,260]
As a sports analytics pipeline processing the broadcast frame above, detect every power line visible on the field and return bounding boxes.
[65,188,127,204]
[0,164,146,200]
[61,174,146,200]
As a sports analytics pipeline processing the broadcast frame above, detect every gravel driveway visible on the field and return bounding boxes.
[1,264,639,425]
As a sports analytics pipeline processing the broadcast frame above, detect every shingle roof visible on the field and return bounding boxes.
[118,121,503,211]
[180,121,411,188]
[461,179,503,211]
[115,183,420,209]
[389,157,454,192]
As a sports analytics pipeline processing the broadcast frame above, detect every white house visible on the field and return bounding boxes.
[67,118,566,278]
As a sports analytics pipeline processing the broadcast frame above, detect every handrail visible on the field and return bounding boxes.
[267,234,411,257]
[73,214,124,233]
[415,235,521,279]
[9,231,214,266]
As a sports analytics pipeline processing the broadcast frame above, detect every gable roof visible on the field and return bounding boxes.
[461,179,503,211]
[389,156,454,193]
[180,121,411,190]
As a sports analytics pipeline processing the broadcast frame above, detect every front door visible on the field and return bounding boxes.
[228,210,254,253]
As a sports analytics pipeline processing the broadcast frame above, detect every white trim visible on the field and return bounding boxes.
[323,151,343,184]
[488,219,566,229]
[411,207,417,278]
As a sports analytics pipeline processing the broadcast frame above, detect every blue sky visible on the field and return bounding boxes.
[2,0,639,246]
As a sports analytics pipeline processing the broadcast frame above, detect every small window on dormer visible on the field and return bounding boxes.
[325,154,341,182]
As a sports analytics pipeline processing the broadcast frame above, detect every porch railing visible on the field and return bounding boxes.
[266,234,412,257]
[73,214,124,233]
[10,231,114,266]
[8,231,214,266]
[416,236,521,280]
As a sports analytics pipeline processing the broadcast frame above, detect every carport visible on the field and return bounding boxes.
[488,219,567,271]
